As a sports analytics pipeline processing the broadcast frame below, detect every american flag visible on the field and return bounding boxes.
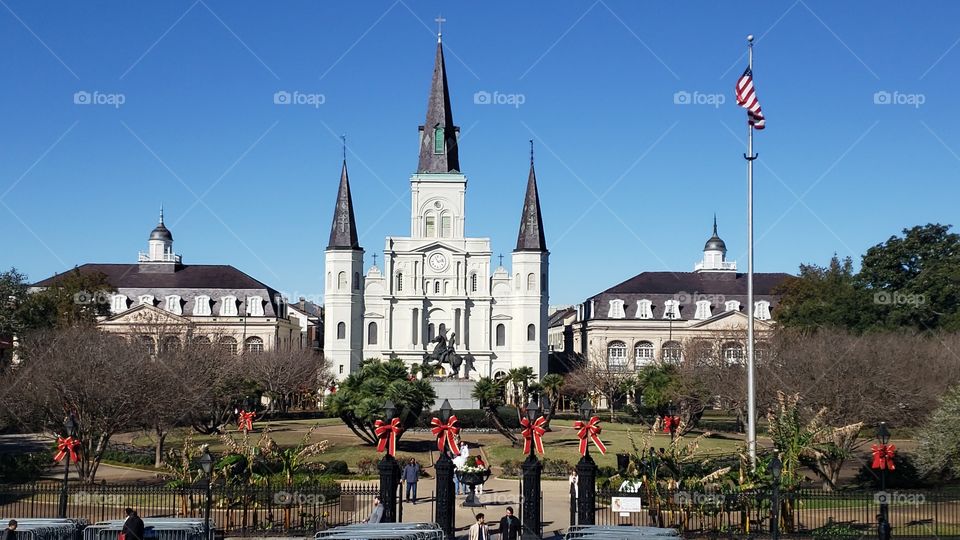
[735,67,765,130]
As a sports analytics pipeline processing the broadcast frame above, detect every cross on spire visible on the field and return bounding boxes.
[435,15,446,40]
[498,253,504,267]
[372,253,378,267]
[341,134,346,161]
[530,139,534,165]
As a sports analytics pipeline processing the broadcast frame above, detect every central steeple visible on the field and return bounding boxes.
[417,35,460,174]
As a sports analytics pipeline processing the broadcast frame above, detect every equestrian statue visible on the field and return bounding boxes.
[422,332,474,379]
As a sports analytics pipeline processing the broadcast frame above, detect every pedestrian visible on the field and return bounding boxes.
[497,507,521,540]
[121,508,144,540]
[402,458,421,504]
[568,468,579,498]
[475,454,487,495]
[468,513,490,540]
[364,496,384,523]
[1,520,17,540]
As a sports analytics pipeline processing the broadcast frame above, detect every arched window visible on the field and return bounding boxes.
[138,335,156,356]
[470,273,478,293]
[367,322,378,345]
[635,341,654,367]
[338,271,347,290]
[412,308,419,345]
[527,324,536,341]
[353,272,360,290]
[336,322,346,340]
[326,272,331,288]
[219,336,238,355]
[434,126,444,154]
[441,213,452,238]
[515,274,520,290]
[192,336,211,348]
[607,341,627,371]
[396,273,403,292]
[495,324,505,347]
[244,336,264,354]
[435,281,441,294]
[722,342,744,364]
[427,323,436,342]
[527,273,536,291]
[662,341,682,363]
[425,213,437,237]
[755,342,770,361]
[161,336,181,354]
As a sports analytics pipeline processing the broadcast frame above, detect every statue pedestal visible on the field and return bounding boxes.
[431,379,478,410]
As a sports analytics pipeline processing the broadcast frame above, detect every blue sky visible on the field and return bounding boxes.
[2,1,959,306]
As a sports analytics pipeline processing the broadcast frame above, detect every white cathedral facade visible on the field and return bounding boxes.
[323,36,549,382]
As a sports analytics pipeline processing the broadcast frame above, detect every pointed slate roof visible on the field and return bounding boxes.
[704,214,727,253]
[417,37,460,173]
[515,158,547,252]
[327,160,361,251]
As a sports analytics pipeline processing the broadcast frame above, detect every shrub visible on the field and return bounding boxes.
[812,522,864,539]
[100,448,155,467]
[323,460,349,475]
[0,450,51,483]
[854,452,928,488]
[356,456,377,476]
[541,457,572,478]
[500,459,520,477]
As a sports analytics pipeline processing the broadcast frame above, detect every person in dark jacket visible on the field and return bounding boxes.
[122,508,145,540]
[497,507,521,539]
[1,519,17,540]
[402,458,421,503]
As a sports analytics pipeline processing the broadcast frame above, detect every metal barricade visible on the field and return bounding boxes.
[82,519,214,540]
[0,518,88,540]
[565,524,681,539]
[314,522,444,540]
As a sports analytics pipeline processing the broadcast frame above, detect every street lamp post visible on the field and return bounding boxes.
[434,399,455,540]
[378,399,401,523]
[877,422,892,540]
[769,452,782,540]
[521,400,542,540]
[58,414,77,518]
[575,400,597,526]
[198,447,214,540]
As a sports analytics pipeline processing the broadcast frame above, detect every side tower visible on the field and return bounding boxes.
[511,147,549,376]
[324,160,364,379]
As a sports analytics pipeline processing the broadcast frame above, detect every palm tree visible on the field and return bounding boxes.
[506,367,535,406]
[540,373,565,428]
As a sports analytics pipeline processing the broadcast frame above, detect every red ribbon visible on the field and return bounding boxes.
[871,444,896,470]
[237,410,255,432]
[573,416,607,456]
[374,417,403,456]
[663,415,680,433]
[53,436,80,464]
[430,416,460,455]
[520,416,547,455]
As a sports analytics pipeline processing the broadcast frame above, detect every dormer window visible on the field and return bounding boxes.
[663,299,680,319]
[433,126,444,154]
[694,300,712,320]
[193,295,211,316]
[138,295,154,307]
[608,299,625,319]
[164,295,182,315]
[755,300,772,320]
[220,296,238,316]
[111,294,128,314]
[636,299,653,319]
[246,296,264,317]
[725,300,741,312]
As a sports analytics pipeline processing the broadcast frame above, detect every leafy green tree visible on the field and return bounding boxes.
[774,256,878,332]
[917,384,960,480]
[326,358,436,446]
[27,267,116,329]
[505,367,535,406]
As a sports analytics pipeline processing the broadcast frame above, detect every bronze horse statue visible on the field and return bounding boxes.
[423,332,474,379]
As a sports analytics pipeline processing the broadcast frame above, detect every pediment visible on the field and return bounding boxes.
[688,310,774,330]
[410,241,467,255]
[491,314,513,321]
[103,304,193,326]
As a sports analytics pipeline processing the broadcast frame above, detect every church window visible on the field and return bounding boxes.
[336,322,346,340]
[470,273,478,293]
[326,272,331,288]
[368,322,378,345]
[396,273,404,292]
[495,324,505,347]
[353,272,360,290]
[428,323,436,342]
[193,296,211,316]
[515,274,520,290]
[608,299,625,319]
[244,336,264,354]
[443,281,449,295]
[111,294,128,314]
[337,271,347,290]
[725,300,741,312]
[165,295,182,315]
[527,324,536,341]
[441,214,452,238]
[425,214,436,237]
[607,341,627,371]
[246,296,264,317]
[662,341,682,362]
[433,126,444,154]
[694,300,712,320]
[663,299,680,319]
[139,294,154,307]
[526,273,535,291]
[754,300,772,320]
[636,299,653,319]
[435,281,441,294]
[220,296,238,316]
[635,341,654,367]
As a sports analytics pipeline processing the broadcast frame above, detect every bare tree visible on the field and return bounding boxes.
[242,346,329,414]
[564,344,637,422]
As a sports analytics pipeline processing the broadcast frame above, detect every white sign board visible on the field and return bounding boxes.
[611,496,642,514]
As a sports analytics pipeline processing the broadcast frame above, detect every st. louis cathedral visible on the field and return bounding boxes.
[323,35,549,381]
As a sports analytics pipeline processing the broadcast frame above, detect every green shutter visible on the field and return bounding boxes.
[434,127,444,154]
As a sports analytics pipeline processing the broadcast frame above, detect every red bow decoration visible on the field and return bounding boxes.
[520,416,547,455]
[237,410,255,432]
[663,415,680,433]
[53,436,80,464]
[430,416,460,455]
[375,418,403,456]
[573,416,607,456]
[871,444,896,470]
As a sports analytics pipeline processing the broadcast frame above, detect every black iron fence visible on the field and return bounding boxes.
[574,488,960,538]
[0,482,427,535]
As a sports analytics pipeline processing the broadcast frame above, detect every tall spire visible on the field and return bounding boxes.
[417,35,460,173]
[712,213,717,236]
[515,141,547,252]
[327,159,360,250]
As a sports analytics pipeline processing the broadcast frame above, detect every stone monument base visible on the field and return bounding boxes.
[431,379,478,410]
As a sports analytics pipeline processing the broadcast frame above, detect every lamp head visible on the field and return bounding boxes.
[198,447,214,476]
[877,422,890,445]
[578,399,594,421]
[769,453,783,481]
[439,399,453,423]
[525,400,539,423]
[63,414,77,437]
[383,399,397,421]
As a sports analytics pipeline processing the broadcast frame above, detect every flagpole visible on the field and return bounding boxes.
[744,34,758,470]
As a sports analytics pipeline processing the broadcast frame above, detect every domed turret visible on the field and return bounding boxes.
[150,210,173,242]
[695,215,735,272]
[703,216,726,253]
[139,207,181,264]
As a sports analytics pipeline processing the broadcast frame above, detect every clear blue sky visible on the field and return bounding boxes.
[2,1,958,306]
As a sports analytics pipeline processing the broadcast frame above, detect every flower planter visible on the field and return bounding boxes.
[456,469,491,507]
